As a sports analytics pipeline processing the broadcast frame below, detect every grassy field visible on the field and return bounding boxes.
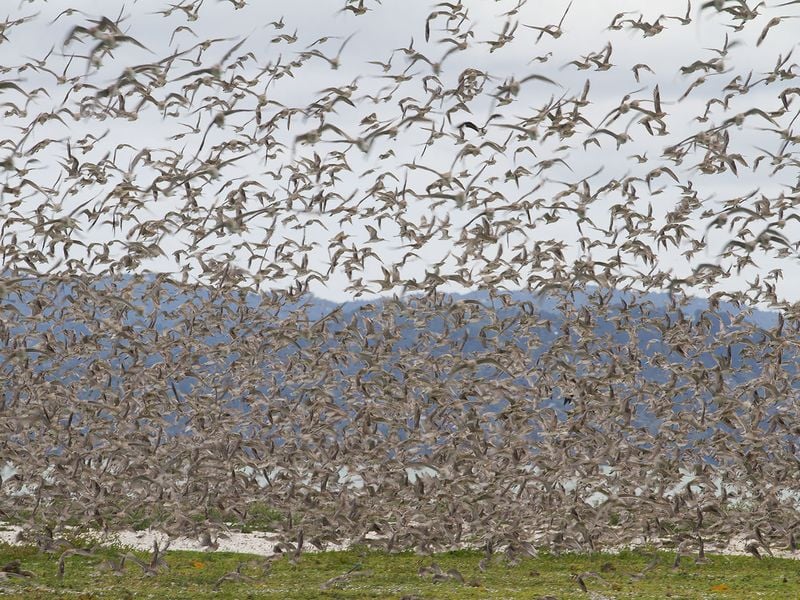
[1,541,798,599]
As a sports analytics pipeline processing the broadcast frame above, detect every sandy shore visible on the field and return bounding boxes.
[1,522,798,560]
[0,523,347,557]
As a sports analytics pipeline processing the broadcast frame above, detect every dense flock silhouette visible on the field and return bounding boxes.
[2,0,800,578]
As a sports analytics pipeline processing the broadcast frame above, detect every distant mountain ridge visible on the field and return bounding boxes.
[1,274,787,435]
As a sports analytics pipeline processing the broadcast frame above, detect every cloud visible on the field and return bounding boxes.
[1,0,799,302]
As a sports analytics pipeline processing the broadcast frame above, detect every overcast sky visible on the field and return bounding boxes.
[2,0,800,303]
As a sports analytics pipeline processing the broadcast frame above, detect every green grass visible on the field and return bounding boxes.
[1,542,798,599]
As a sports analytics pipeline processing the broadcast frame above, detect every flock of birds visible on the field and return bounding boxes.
[2,0,800,583]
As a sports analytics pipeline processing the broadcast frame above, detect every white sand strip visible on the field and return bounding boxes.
[1,522,797,560]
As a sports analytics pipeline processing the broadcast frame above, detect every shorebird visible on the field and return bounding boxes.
[523,1,573,42]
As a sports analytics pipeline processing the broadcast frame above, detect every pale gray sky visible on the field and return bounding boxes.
[2,0,799,302]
